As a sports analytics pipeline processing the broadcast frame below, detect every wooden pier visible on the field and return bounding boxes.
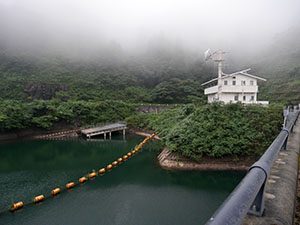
[81,123,127,139]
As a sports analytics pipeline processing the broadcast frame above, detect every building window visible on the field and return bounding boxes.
[250,80,254,85]
[234,95,238,101]
[241,80,246,86]
[224,80,228,85]
[243,96,246,101]
[232,80,236,85]
[250,96,254,101]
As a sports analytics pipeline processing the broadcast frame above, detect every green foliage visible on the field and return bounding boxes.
[151,79,204,103]
[0,100,135,131]
[128,103,283,160]
[0,52,212,104]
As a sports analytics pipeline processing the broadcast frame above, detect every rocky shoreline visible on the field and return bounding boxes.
[158,148,253,171]
[134,130,253,171]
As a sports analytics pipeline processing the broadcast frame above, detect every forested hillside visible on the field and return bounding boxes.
[0,47,212,131]
[0,47,211,104]
[1,26,300,105]
[250,26,300,103]
[1,26,299,132]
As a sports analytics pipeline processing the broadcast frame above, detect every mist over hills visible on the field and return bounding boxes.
[0,0,299,104]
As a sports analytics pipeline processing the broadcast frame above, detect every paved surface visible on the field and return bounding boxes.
[81,123,126,135]
[243,118,300,225]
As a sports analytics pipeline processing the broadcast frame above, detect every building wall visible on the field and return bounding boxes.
[208,93,258,104]
[205,74,266,104]
[219,93,257,103]
[223,74,257,87]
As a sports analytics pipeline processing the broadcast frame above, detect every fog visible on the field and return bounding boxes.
[0,0,299,60]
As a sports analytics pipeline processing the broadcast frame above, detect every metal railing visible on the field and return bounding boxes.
[205,106,300,225]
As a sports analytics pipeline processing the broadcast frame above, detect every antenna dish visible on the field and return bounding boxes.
[204,49,212,61]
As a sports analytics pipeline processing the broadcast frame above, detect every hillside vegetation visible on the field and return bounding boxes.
[0,100,135,131]
[0,27,298,136]
[251,27,300,104]
[127,103,283,160]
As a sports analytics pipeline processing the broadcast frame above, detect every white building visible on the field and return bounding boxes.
[201,50,269,105]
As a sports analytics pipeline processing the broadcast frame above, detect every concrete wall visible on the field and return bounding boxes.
[205,74,261,104]
[207,93,257,104]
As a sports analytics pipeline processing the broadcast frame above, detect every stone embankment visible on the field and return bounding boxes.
[158,148,252,171]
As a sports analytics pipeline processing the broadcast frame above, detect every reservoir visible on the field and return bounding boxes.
[0,135,244,225]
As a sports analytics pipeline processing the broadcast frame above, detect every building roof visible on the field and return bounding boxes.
[201,68,267,86]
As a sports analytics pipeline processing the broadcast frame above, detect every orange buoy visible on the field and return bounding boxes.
[33,195,45,203]
[112,161,118,167]
[117,158,123,163]
[99,168,106,174]
[88,172,97,179]
[79,176,88,183]
[127,152,132,157]
[51,188,61,196]
[123,155,128,160]
[66,182,75,189]
[106,164,113,170]
[10,201,24,212]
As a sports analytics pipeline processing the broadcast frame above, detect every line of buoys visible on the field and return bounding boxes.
[88,172,97,179]
[10,133,156,212]
[66,182,76,189]
[117,158,123,163]
[10,202,24,212]
[36,129,80,139]
[33,195,45,203]
[51,188,61,196]
[112,161,118,167]
[106,164,113,170]
[79,177,88,183]
[99,168,106,174]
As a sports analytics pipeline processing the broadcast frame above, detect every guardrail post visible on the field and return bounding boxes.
[247,161,268,216]
[248,183,266,216]
[283,137,288,150]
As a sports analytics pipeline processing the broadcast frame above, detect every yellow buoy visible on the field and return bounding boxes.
[131,150,135,154]
[10,201,24,212]
[99,168,106,174]
[33,195,45,203]
[117,158,123,163]
[79,177,88,183]
[66,182,75,189]
[106,164,113,170]
[112,161,118,167]
[88,172,97,179]
[51,188,61,196]
[123,155,128,160]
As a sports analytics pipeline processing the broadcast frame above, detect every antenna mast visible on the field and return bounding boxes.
[204,49,226,101]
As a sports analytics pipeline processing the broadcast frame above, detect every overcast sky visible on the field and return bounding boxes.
[0,0,299,57]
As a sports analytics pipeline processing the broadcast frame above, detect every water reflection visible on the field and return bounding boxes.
[0,135,244,225]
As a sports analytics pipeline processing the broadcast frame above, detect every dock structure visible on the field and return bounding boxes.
[81,123,127,139]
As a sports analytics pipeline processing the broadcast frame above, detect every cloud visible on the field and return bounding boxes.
[0,0,299,57]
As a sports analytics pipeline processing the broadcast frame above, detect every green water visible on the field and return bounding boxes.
[0,135,244,225]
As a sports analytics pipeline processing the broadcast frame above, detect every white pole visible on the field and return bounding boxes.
[217,61,222,101]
